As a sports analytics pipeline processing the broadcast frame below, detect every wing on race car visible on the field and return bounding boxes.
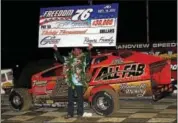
[119,50,171,85]
[119,50,163,64]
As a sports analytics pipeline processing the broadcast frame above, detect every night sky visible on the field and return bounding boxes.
[2,0,177,69]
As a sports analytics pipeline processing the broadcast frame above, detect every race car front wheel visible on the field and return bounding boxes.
[9,88,32,111]
[91,89,119,116]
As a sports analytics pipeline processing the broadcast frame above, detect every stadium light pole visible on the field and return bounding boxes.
[146,0,150,43]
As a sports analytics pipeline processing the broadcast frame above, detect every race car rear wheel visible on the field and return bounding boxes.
[9,88,32,111]
[91,89,119,116]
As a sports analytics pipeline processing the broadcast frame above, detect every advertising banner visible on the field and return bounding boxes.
[39,4,119,48]
[117,42,177,82]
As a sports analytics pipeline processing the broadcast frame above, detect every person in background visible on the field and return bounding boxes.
[53,44,93,119]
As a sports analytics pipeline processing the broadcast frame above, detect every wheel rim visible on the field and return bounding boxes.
[13,96,22,106]
[96,96,110,110]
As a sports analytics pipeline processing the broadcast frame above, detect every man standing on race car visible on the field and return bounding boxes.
[53,44,93,119]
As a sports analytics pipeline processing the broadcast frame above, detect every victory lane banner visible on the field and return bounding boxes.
[38,4,119,48]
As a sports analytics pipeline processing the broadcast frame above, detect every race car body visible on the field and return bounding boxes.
[117,42,177,85]
[9,50,173,116]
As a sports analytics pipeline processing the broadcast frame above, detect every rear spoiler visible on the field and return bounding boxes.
[149,60,171,85]
[118,50,163,65]
[119,50,171,84]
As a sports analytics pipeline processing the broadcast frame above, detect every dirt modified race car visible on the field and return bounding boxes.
[9,50,175,116]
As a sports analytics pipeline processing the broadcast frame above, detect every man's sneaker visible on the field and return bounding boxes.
[77,115,83,119]
[83,112,92,117]
[64,114,73,119]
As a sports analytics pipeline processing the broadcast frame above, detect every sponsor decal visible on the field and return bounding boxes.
[100,29,114,33]
[42,8,94,21]
[46,100,54,104]
[98,6,116,13]
[34,81,47,86]
[40,8,93,25]
[43,10,74,18]
[40,17,72,25]
[40,36,60,45]
[108,63,145,78]
[52,21,90,29]
[97,63,146,81]
[141,51,177,60]
[41,29,88,35]
[104,5,111,9]
[158,53,177,60]
[34,102,89,108]
[112,58,124,65]
[92,19,114,27]
[70,21,90,28]
[139,51,177,60]
[83,36,114,45]
[120,83,147,97]
[171,64,177,71]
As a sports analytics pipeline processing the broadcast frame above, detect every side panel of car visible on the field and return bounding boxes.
[110,80,153,97]
[87,60,154,98]
[89,62,151,86]
[31,65,66,96]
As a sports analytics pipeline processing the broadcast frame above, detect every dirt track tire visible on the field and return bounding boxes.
[152,94,160,102]
[91,89,119,116]
[9,88,32,111]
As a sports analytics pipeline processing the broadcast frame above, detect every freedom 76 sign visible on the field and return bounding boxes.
[38,4,119,48]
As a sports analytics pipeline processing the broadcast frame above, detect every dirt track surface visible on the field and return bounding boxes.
[1,94,177,123]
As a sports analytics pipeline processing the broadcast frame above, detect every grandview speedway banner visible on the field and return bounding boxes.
[117,42,177,81]
[39,4,118,47]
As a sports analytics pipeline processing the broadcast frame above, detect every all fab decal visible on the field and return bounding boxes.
[107,63,145,78]
[97,63,147,82]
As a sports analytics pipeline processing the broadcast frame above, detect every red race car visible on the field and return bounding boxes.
[9,50,174,116]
